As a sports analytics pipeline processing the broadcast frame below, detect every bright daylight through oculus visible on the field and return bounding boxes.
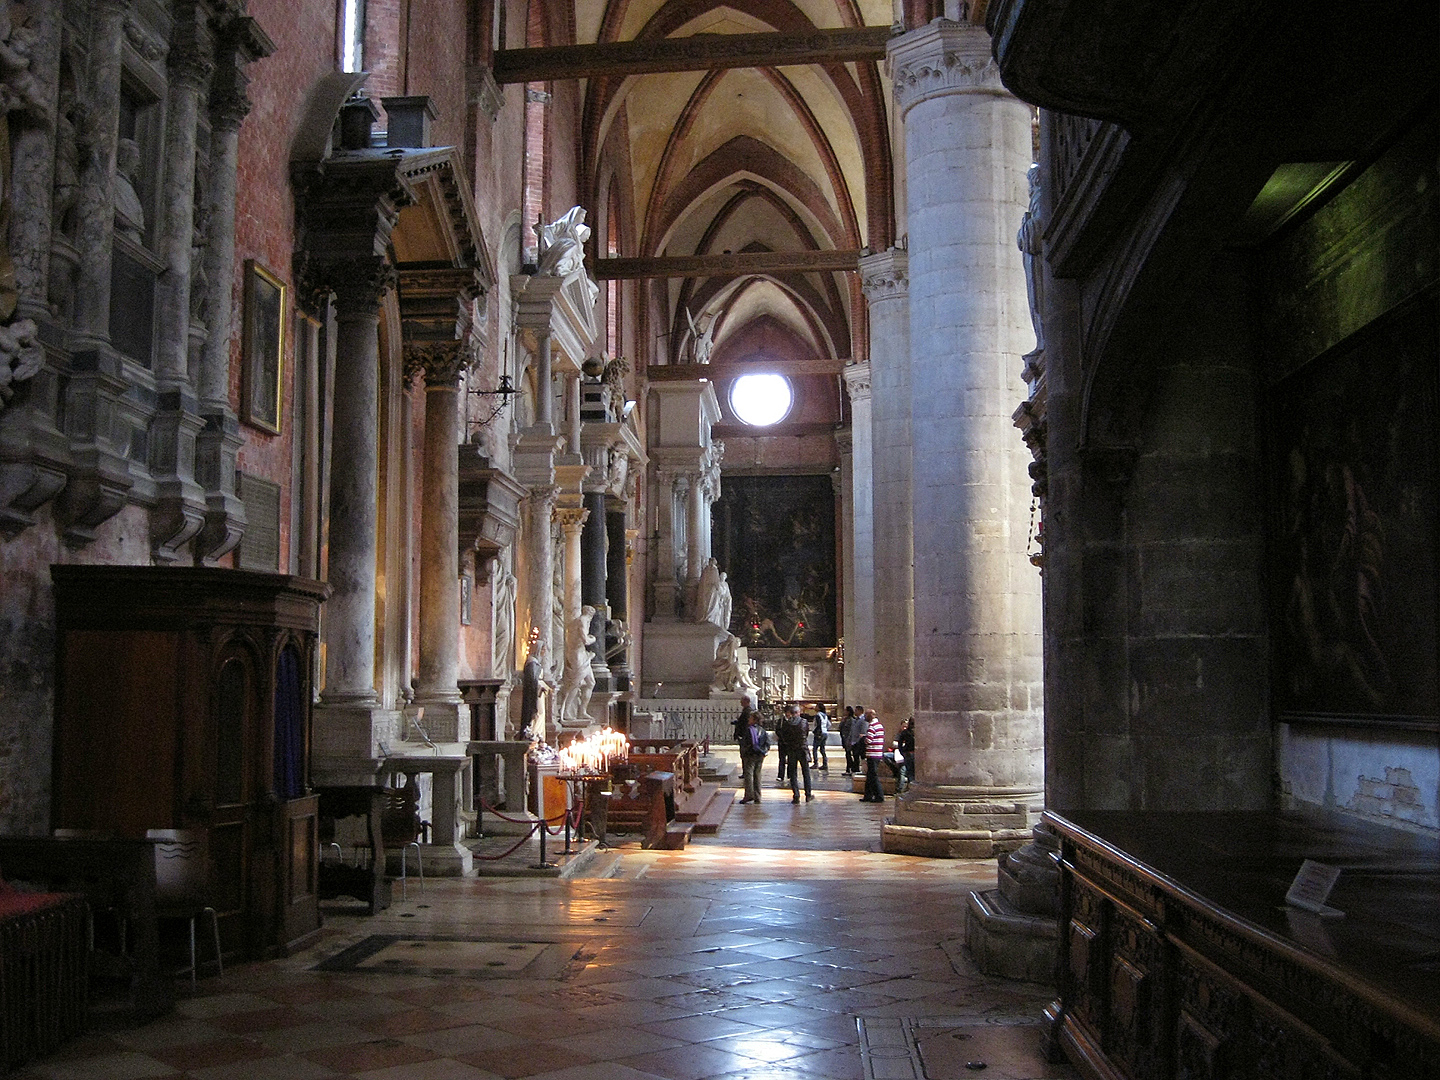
[729,372,793,426]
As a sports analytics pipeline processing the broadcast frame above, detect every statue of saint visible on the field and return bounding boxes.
[711,633,759,695]
[518,626,544,740]
[685,308,714,364]
[697,557,731,629]
[113,138,146,242]
[1017,164,1044,355]
[535,206,590,278]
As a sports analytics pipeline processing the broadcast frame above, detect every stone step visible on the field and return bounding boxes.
[691,787,736,834]
[659,822,693,850]
[674,781,721,821]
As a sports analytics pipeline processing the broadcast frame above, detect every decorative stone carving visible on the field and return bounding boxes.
[602,353,628,417]
[123,12,168,63]
[467,64,504,123]
[0,316,41,406]
[859,247,908,302]
[889,20,1007,117]
[403,338,471,388]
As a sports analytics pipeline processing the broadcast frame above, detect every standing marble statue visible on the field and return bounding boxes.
[558,603,597,724]
[518,626,545,740]
[697,557,731,630]
[686,308,714,365]
[535,206,589,278]
[1017,164,1044,354]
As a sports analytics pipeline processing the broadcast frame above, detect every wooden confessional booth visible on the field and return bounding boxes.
[51,566,330,960]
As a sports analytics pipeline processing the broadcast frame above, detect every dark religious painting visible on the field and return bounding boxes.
[1268,300,1438,719]
[713,474,836,648]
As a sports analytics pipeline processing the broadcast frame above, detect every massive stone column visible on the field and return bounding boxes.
[843,363,875,710]
[410,340,468,742]
[582,487,610,679]
[882,21,1044,858]
[196,17,274,563]
[313,264,400,780]
[835,430,855,706]
[861,250,914,725]
[519,484,559,686]
[148,4,211,561]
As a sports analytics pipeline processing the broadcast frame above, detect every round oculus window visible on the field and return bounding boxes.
[729,373,793,427]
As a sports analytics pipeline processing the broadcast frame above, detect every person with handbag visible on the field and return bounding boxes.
[737,707,770,804]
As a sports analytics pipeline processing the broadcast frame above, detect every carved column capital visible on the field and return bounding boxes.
[302,257,396,317]
[888,20,1008,118]
[555,506,590,536]
[166,5,214,90]
[404,339,471,388]
[843,362,873,402]
[859,247,909,302]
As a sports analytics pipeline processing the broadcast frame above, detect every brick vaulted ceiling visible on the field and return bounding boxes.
[555,0,896,421]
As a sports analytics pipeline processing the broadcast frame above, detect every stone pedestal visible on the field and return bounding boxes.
[384,756,473,876]
[964,821,1061,983]
[468,740,536,835]
[882,20,1044,858]
[641,622,730,699]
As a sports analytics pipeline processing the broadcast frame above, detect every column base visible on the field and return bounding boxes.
[313,702,401,784]
[386,842,472,878]
[880,784,1042,858]
[963,888,1057,984]
[408,698,466,743]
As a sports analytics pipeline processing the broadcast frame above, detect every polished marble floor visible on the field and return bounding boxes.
[20,775,1072,1080]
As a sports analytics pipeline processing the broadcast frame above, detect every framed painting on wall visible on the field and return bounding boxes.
[242,260,286,434]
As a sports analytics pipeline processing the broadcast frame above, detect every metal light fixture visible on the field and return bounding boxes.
[468,373,518,431]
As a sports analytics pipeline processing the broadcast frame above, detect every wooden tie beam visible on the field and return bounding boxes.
[493,27,892,84]
[593,249,862,280]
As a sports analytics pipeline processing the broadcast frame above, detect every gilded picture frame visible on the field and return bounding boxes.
[242,259,286,434]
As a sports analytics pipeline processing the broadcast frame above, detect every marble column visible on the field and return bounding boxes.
[835,430,855,706]
[862,248,914,729]
[522,486,559,682]
[411,340,468,742]
[685,468,707,613]
[653,469,686,618]
[54,0,135,543]
[148,7,211,561]
[314,263,399,777]
[882,21,1044,858]
[71,0,128,342]
[843,363,875,710]
[556,505,590,726]
[534,331,553,427]
[605,504,631,683]
[9,0,61,321]
[196,20,269,563]
[582,488,610,681]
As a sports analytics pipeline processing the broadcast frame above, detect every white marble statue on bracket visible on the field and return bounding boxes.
[711,633,759,698]
[558,603,597,725]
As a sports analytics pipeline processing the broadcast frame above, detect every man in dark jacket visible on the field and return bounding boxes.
[777,704,813,803]
[737,707,769,803]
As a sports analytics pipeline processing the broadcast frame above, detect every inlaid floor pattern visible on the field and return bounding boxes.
[20,780,1074,1080]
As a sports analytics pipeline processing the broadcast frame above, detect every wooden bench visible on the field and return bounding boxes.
[0,837,171,1028]
[605,772,675,849]
[628,741,700,795]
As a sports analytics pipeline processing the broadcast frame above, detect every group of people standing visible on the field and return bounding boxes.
[734,702,915,806]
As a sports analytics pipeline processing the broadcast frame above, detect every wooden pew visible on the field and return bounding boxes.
[604,772,681,849]
[0,837,172,1027]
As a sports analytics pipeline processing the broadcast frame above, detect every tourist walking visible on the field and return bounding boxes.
[737,707,769,803]
[861,709,886,802]
[778,704,813,802]
[810,703,829,771]
[839,706,859,775]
